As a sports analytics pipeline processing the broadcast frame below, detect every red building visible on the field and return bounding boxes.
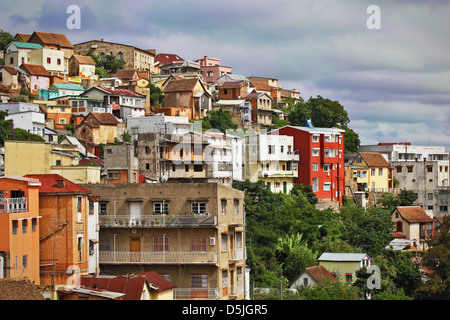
[272,125,346,206]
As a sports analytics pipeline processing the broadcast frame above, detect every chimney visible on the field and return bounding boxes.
[56,179,65,188]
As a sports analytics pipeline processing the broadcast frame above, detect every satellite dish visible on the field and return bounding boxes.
[161,175,168,183]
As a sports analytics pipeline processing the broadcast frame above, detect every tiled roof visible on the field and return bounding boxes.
[72,55,96,65]
[305,265,337,284]
[90,112,120,125]
[359,152,390,167]
[19,64,50,77]
[15,33,31,42]
[23,174,91,194]
[30,31,73,48]
[112,69,139,80]
[0,65,19,75]
[395,206,434,223]
[138,271,177,292]
[163,78,200,93]
[0,278,45,300]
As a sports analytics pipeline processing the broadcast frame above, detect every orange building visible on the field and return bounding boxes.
[0,176,41,284]
[23,174,91,287]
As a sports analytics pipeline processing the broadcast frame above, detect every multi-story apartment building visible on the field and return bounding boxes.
[273,125,346,207]
[80,182,246,300]
[243,133,299,194]
[0,176,41,284]
[23,174,91,289]
[103,144,139,184]
[74,39,155,73]
[194,56,233,85]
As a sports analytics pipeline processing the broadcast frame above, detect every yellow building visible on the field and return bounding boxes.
[349,152,393,192]
[318,252,371,283]
[4,141,100,184]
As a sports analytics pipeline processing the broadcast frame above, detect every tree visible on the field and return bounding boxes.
[201,108,238,133]
[415,216,450,299]
[148,83,163,109]
[0,110,14,146]
[0,29,15,51]
[88,54,126,77]
[397,189,418,206]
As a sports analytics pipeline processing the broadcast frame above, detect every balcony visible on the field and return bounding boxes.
[99,251,217,265]
[98,214,218,228]
[174,288,219,300]
[229,248,244,262]
[0,197,28,214]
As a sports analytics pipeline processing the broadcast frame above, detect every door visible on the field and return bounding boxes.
[130,237,140,262]
[130,202,141,224]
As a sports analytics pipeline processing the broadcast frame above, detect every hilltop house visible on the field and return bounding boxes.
[68,54,97,80]
[74,112,120,146]
[318,252,371,283]
[289,265,336,290]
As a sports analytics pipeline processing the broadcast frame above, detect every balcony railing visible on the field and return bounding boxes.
[229,248,244,262]
[99,251,218,265]
[0,197,28,213]
[98,214,217,228]
[174,288,219,300]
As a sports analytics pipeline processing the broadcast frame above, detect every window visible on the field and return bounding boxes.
[118,52,123,60]
[222,271,228,296]
[379,168,383,175]
[99,236,111,251]
[56,160,61,166]
[191,274,208,288]
[313,178,319,192]
[22,219,28,234]
[312,149,320,157]
[407,166,413,173]
[221,234,227,251]
[59,118,66,124]
[190,237,207,251]
[396,221,403,232]
[396,166,402,173]
[57,59,61,65]
[345,274,353,282]
[268,145,275,154]
[371,169,376,176]
[323,164,330,172]
[427,166,433,173]
[153,237,169,252]
[99,202,107,215]
[77,196,82,213]
[154,202,168,215]
[440,206,448,212]
[312,135,319,143]
[12,220,18,235]
[108,172,119,179]
[324,183,331,191]
[47,57,51,64]
[234,199,239,214]
[313,163,319,171]
[221,200,227,215]
[194,165,203,172]
[427,193,434,200]
[22,255,28,269]
[191,202,206,214]
[32,218,37,232]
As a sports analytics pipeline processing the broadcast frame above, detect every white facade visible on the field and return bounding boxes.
[360,144,449,162]
[0,102,46,137]
[87,199,100,275]
[127,115,194,140]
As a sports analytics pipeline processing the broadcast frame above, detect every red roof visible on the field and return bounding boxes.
[155,53,184,65]
[394,206,434,223]
[95,86,144,98]
[80,276,146,300]
[23,174,90,194]
[138,271,177,292]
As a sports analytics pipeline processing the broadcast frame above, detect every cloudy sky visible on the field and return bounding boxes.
[1,0,449,150]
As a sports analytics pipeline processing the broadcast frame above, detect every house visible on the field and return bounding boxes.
[272,125,346,208]
[82,86,146,119]
[4,41,44,69]
[194,56,232,85]
[27,31,74,74]
[0,65,21,91]
[103,144,139,184]
[159,78,211,121]
[23,174,91,291]
[0,278,45,300]
[68,55,97,79]
[80,182,246,300]
[243,91,273,126]
[318,252,371,283]
[155,53,184,67]
[44,127,58,143]
[289,265,336,290]
[243,133,299,194]
[40,102,72,129]
[0,102,46,137]
[349,152,393,191]
[57,287,124,300]
[0,176,42,284]
[74,39,155,73]
[112,69,140,83]
[391,206,435,252]
[247,76,282,105]
[138,271,177,300]
[18,64,51,95]
[4,141,101,184]
[127,115,193,141]
[74,112,120,146]
[48,83,85,99]
[14,33,32,42]
[159,60,202,78]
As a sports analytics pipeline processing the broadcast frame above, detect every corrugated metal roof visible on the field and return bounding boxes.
[318,252,370,262]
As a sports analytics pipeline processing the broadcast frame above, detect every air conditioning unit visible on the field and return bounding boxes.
[210,237,216,246]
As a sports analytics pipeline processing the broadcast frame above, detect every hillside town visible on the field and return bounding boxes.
[0,30,449,302]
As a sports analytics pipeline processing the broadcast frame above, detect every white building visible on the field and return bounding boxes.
[243,133,299,194]
[0,102,46,137]
[359,143,449,162]
[127,115,193,141]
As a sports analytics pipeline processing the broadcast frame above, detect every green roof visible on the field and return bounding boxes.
[11,41,43,50]
[50,84,85,91]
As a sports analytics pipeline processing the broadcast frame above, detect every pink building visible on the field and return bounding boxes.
[19,64,50,95]
[195,56,232,84]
